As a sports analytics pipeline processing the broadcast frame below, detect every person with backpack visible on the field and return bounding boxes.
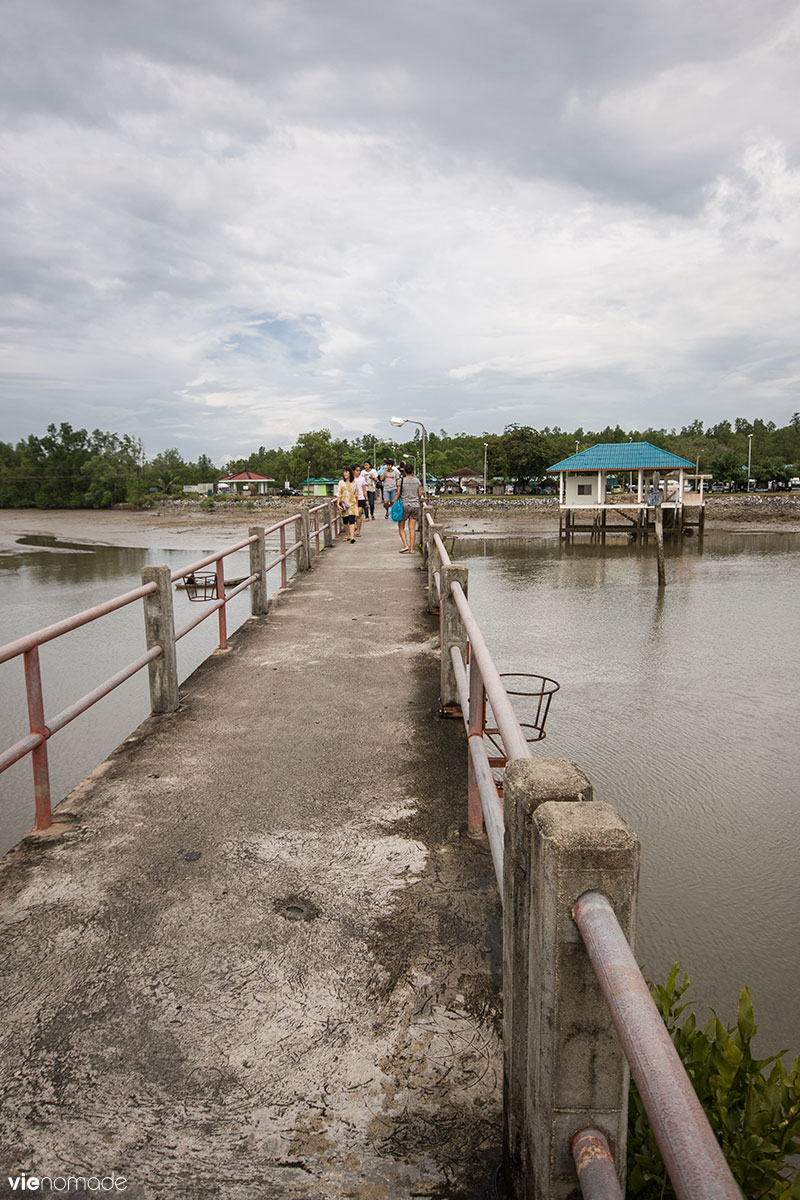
[380,460,400,519]
[396,463,423,554]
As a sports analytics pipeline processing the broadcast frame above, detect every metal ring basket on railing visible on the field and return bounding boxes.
[484,672,560,784]
[183,573,219,602]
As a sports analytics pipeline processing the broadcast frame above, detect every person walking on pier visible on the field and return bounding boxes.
[353,465,368,536]
[397,463,423,554]
[381,460,400,518]
[336,467,358,543]
[363,460,378,520]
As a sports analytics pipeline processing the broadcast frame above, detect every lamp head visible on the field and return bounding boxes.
[390,416,406,427]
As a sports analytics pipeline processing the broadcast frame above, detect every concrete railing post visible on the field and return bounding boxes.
[439,563,468,713]
[298,508,311,571]
[427,522,441,613]
[141,565,180,714]
[323,501,334,548]
[249,525,268,616]
[421,503,432,566]
[503,759,594,1195]
[503,761,639,1200]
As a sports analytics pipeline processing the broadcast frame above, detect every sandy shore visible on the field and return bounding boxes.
[0,505,274,554]
[1,493,799,555]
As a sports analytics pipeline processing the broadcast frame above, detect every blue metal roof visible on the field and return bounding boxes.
[547,442,695,472]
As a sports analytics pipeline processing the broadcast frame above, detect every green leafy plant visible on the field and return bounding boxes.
[628,964,800,1199]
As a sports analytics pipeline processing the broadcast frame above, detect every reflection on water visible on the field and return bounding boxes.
[460,531,800,1057]
[0,535,293,857]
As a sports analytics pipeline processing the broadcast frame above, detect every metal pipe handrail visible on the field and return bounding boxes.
[425,499,738,1198]
[431,528,452,568]
[0,513,316,834]
[174,574,257,642]
[0,731,47,774]
[0,581,158,665]
[169,512,305,583]
[450,645,505,891]
[449,581,530,762]
[46,647,163,737]
[572,891,741,1200]
[571,1128,624,1200]
[170,535,257,582]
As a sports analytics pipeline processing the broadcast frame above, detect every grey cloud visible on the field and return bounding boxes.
[5,0,797,203]
[1,0,798,456]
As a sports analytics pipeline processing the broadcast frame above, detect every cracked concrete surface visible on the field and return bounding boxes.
[0,517,502,1199]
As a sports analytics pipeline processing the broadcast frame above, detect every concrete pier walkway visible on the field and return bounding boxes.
[0,514,502,1199]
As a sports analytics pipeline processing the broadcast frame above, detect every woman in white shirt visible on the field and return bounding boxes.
[363,460,379,520]
[352,465,368,536]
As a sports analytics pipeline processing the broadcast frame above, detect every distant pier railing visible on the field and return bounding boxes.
[0,502,338,835]
[421,502,741,1200]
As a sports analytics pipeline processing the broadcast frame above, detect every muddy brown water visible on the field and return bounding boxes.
[0,534,289,857]
[1,526,798,1062]
[457,530,800,1059]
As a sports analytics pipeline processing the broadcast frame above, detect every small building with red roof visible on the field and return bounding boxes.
[217,470,276,496]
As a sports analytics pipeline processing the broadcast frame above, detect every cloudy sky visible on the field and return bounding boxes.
[2,0,799,462]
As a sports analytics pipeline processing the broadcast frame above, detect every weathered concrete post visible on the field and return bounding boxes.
[323,500,334,548]
[504,769,640,1200]
[427,520,441,613]
[421,502,432,566]
[439,563,468,714]
[248,525,268,616]
[298,508,311,571]
[503,759,594,1193]
[142,565,180,714]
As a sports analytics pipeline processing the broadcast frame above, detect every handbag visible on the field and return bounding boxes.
[389,498,404,521]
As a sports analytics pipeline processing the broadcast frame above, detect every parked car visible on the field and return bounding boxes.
[279,487,300,496]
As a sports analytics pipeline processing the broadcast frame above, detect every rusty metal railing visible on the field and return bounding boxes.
[573,891,741,1200]
[0,505,337,836]
[424,510,556,892]
[421,503,741,1200]
[0,581,161,831]
[570,1128,624,1200]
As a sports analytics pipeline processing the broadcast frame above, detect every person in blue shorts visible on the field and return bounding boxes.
[380,460,400,519]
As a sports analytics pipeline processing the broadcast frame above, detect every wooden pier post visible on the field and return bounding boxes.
[655,506,666,587]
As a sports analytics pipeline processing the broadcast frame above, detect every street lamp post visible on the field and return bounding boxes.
[391,416,427,495]
[747,433,753,491]
[483,442,488,494]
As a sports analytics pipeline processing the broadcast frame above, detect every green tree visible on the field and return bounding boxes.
[290,430,338,482]
[709,449,745,487]
[82,432,143,507]
[143,448,188,495]
[499,425,548,491]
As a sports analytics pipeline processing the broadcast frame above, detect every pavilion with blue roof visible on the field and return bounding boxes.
[546,441,705,537]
